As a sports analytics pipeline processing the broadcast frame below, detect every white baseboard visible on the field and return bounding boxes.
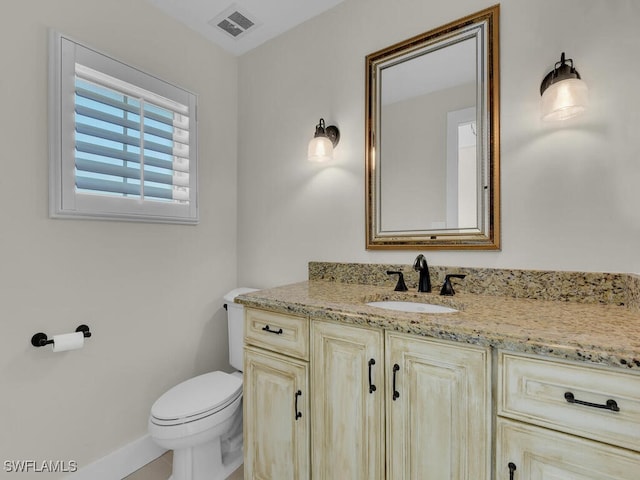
[66,434,167,480]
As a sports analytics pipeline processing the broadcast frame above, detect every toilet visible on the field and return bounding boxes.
[148,287,258,480]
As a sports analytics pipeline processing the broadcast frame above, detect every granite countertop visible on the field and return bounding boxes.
[236,280,640,372]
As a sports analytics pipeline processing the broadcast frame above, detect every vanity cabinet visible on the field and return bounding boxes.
[243,305,640,480]
[496,351,640,479]
[243,308,310,480]
[310,320,491,480]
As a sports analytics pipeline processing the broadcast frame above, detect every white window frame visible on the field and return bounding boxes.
[49,31,199,224]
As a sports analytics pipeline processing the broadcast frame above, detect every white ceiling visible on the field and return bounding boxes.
[146,0,345,56]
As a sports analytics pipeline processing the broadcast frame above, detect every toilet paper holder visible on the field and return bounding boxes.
[31,325,92,347]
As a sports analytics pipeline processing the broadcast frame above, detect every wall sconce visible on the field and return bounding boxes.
[308,118,340,162]
[540,52,588,121]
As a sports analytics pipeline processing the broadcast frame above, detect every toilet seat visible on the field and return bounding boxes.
[150,371,242,427]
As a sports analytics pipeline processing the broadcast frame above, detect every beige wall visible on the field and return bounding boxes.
[0,0,237,475]
[238,0,640,287]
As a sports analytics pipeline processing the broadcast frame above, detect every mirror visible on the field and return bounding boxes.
[365,5,500,250]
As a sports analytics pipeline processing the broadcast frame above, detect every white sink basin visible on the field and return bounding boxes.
[366,301,457,314]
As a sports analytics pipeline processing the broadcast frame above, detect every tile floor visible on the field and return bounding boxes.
[123,451,243,480]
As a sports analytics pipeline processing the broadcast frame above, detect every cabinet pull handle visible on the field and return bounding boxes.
[564,392,620,412]
[392,363,400,401]
[262,325,283,335]
[508,462,516,480]
[294,390,302,420]
[368,359,376,394]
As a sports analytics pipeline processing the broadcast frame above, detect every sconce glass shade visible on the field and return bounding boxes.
[308,135,334,162]
[541,78,589,121]
[308,118,340,162]
[540,52,588,122]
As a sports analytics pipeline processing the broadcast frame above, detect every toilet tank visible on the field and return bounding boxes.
[224,288,258,371]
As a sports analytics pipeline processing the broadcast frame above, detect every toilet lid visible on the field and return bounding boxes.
[151,371,242,421]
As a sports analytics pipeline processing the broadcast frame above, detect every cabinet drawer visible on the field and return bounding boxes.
[496,418,640,479]
[498,351,640,451]
[245,308,309,360]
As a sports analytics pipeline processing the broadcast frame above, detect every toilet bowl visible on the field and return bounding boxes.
[148,288,258,480]
[148,371,243,480]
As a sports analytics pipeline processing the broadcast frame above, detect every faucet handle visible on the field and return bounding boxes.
[386,271,408,292]
[440,274,466,296]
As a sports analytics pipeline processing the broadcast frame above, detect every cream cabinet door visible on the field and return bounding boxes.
[386,332,491,480]
[496,418,640,479]
[243,346,309,480]
[311,320,385,480]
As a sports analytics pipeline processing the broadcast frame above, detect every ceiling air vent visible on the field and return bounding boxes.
[209,5,259,39]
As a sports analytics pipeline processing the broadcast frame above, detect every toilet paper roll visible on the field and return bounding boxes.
[52,332,85,352]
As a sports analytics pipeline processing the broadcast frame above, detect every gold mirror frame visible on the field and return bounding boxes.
[365,5,500,250]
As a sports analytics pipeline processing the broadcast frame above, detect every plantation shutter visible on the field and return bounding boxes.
[74,64,191,204]
[50,32,198,224]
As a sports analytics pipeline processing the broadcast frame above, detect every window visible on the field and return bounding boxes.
[49,32,198,224]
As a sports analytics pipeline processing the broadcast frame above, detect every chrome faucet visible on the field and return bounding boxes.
[413,254,431,293]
